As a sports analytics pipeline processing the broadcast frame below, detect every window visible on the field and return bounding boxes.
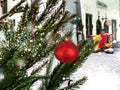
[1,0,7,14]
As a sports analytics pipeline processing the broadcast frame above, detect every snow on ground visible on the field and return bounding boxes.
[70,48,120,90]
[30,48,120,90]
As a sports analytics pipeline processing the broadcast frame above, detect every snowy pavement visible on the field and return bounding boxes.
[70,48,120,90]
[30,48,120,90]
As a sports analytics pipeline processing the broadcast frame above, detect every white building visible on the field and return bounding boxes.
[65,0,120,43]
[0,0,120,43]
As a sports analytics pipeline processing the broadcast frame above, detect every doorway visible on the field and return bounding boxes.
[104,20,109,33]
[1,0,7,14]
[86,13,93,36]
[96,18,102,34]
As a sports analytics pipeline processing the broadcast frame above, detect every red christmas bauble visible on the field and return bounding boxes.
[54,40,78,63]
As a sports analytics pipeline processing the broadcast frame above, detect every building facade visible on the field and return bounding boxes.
[0,0,120,43]
[66,0,120,43]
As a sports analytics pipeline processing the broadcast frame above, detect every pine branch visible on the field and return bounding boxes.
[25,42,56,69]
[42,0,65,28]
[27,0,40,22]
[46,41,94,90]
[31,60,48,76]
[45,56,54,84]
[0,0,93,89]
[0,0,26,20]
[46,62,63,90]
[60,76,87,90]
[10,76,49,90]
[39,56,54,90]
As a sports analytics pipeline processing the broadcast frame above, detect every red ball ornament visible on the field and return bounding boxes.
[54,39,78,63]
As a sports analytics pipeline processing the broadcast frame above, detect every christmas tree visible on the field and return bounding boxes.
[0,0,94,90]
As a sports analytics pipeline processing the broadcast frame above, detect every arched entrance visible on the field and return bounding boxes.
[86,13,93,36]
[96,17,102,34]
[104,20,109,33]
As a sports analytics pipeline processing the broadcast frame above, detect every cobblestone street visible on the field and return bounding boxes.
[71,48,120,90]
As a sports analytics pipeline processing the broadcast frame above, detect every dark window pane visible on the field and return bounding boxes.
[2,0,7,14]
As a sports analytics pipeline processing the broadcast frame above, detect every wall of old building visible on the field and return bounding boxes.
[0,0,120,42]
[80,0,120,41]
[65,0,120,41]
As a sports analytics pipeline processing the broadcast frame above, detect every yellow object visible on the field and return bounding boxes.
[91,34,113,49]
[105,43,111,48]
[109,34,112,43]
[91,35,100,49]
[104,34,112,48]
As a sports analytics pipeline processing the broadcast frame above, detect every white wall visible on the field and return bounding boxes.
[79,0,120,41]
[0,0,120,41]
[80,0,97,36]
